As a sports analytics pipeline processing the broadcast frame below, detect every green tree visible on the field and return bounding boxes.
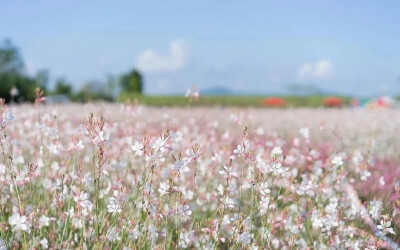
[74,80,113,102]
[0,39,38,102]
[0,74,36,102]
[0,39,24,74]
[120,69,143,93]
[54,78,73,97]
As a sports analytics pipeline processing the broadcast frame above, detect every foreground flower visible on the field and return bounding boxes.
[379,176,385,186]
[158,182,170,196]
[107,227,121,242]
[93,131,111,145]
[331,155,343,166]
[179,232,191,248]
[269,162,284,176]
[40,238,49,249]
[360,170,371,181]
[9,213,30,233]
[258,182,271,196]
[271,146,282,156]
[259,196,270,215]
[0,238,6,250]
[299,127,310,139]
[131,141,144,157]
[223,197,235,210]
[237,231,251,245]
[107,203,122,214]
[74,192,94,211]
[377,219,396,235]
[38,215,50,228]
[178,205,192,218]
[296,182,316,196]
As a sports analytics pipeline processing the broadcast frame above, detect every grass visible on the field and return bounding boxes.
[119,92,352,107]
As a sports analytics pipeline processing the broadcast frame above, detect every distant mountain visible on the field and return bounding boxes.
[199,85,356,97]
[201,86,236,95]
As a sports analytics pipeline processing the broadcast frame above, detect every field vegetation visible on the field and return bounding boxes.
[0,97,398,249]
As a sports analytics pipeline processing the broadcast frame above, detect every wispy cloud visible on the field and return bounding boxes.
[297,60,334,80]
[136,40,189,74]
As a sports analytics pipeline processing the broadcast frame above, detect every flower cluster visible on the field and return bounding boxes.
[0,104,398,249]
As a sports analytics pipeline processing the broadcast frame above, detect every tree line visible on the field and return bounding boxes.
[0,39,143,103]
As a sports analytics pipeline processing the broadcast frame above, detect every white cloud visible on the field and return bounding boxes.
[136,40,189,74]
[297,60,334,80]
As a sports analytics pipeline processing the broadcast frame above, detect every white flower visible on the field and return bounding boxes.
[212,152,224,163]
[184,149,200,164]
[279,166,291,177]
[352,150,363,164]
[82,173,93,187]
[379,176,385,186]
[158,182,170,196]
[369,200,382,221]
[0,238,6,250]
[51,161,60,171]
[296,182,316,196]
[237,231,251,245]
[93,131,111,145]
[219,165,239,179]
[129,225,140,240]
[250,243,259,250]
[269,162,283,176]
[9,213,30,233]
[107,227,121,242]
[377,219,396,235]
[271,146,282,156]
[145,151,165,165]
[131,141,144,157]
[173,159,187,172]
[2,111,14,121]
[40,238,49,249]
[299,127,310,139]
[233,142,250,157]
[107,203,122,214]
[39,215,50,228]
[311,213,324,229]
[272,238,280,248]
[75,140,84,151]
[178,205,192,218]
[179,232,191,248]
[152,138,167,152]
[259,196,270,215]
[331,156,343,166]
[0,164,5,175]
[74,192,93,211]
[258,182,271,196]
[230,213,240,223]
[110,189,128,204]
[182,188,194,200]
[360,170,371,181]
[223,197,235,210]
[65,207,75,217]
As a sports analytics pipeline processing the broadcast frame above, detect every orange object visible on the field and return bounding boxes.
[323,97,342,107]
[262,97,286,107]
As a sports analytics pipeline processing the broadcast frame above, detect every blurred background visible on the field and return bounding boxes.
[0,0,399,107]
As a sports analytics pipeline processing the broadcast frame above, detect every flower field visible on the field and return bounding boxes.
[0,102,399,249]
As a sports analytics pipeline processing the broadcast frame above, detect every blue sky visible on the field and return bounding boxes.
[1,0,399,96]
